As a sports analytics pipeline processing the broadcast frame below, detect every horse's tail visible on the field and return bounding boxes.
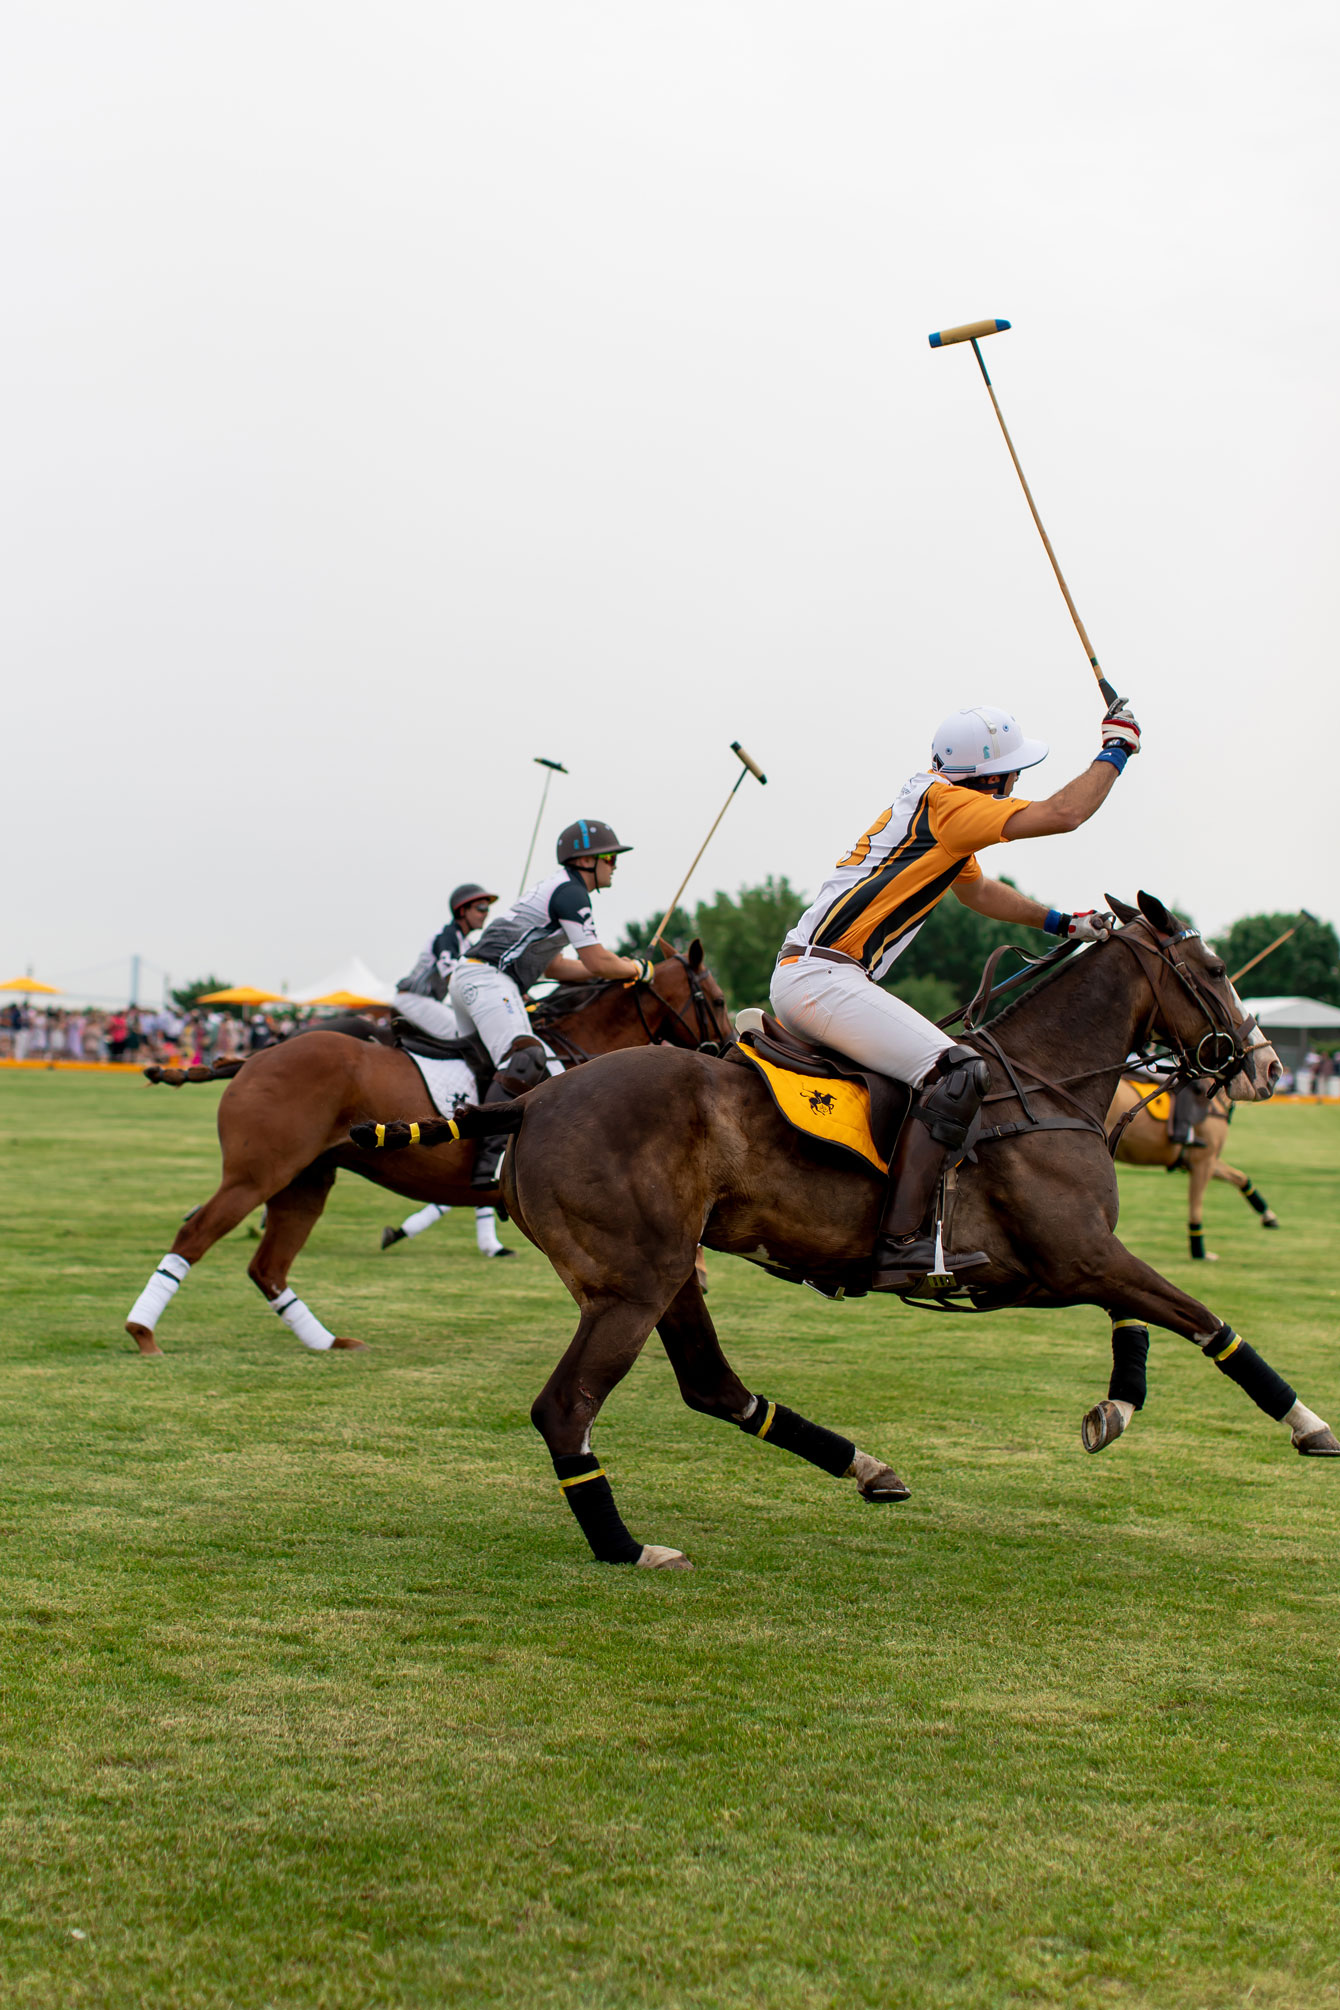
[350,1100,524,1153]
[143,1058,248,1088]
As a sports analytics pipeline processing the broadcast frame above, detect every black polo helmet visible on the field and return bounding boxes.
[555,819,632,865]
[449,882,498,914]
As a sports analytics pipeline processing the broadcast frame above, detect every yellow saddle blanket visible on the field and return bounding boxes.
[1125,1080,1171,1124]
[741,1046,889,1174]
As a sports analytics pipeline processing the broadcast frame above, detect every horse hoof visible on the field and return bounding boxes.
[126,1322,163,1358]
[485,1246,517,1259]
[331,1336,369,1351]
[1263,1215,1280,1229]
[380,1226,406,1249]
[1294,1427,1340,1457]
[636,1545,693,1570]
[1081,1399,1127,1453]
[858,1464,911,1503]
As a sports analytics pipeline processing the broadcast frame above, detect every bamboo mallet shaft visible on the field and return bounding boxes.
[1230,911,1318,987]
[651,743,767,951]
[929,317,1118,708]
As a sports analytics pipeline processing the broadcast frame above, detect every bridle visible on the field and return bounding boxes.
[948,919,1264,1158]
[630,955,730,1055]
[1109,921,1261,1098]
[529,955,729,1063]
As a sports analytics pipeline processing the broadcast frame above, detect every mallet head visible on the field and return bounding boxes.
[730,741,767,785]
[534,757,569,773]
[928,318,1011,349]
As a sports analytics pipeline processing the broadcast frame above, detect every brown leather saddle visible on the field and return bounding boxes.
[736,1014,912,1173]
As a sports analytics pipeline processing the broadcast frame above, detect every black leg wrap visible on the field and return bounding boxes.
[1202,1325,1296,1422]
[1189,1223,1206,1260]
[736,1396,856,1478]
[1243,1181,1271,1217]
[1109,1321,1149,1410]
[552,1453,643,1564]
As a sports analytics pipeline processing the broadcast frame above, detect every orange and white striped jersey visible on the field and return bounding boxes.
[786,772,1028,982]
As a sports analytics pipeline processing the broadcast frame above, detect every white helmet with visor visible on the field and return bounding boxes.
[931,705,1049,779]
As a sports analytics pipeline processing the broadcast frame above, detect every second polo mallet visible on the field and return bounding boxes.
[1230,911,1319,988]
[650,743,767,952]
[929,318,1118,708]
[519,757,568,893]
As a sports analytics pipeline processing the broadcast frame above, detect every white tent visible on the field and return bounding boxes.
[1241,996,1340,1072]
[289,954,396,1007]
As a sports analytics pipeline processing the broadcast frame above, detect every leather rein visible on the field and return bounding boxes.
[533,957,727,1065]
[944,925,1261,1158]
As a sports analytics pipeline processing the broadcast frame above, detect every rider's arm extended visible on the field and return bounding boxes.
[543,945,646,983]
[998,760,1118,839]
[1001,698,1141,839]
[953,876,1052,928]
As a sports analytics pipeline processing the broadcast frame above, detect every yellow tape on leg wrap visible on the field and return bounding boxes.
[1211,1332,1242,1363]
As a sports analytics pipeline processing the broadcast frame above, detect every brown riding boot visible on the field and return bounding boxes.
[871,1045,992,1291]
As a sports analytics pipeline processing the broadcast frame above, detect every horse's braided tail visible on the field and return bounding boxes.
[143,1059,248,1088]
[349,1100,525,1153]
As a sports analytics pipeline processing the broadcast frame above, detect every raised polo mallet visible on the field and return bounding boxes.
[650,742,767,952]
[519,757,568,894]
[930,317,1118,708]
[1230,911,1319,988]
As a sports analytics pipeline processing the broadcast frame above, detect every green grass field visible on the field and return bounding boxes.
[2,1071,1338,2008]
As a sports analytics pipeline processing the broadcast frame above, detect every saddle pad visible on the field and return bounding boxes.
[741,1045,888,1175]
[1125,1079,1171,1124]
[407,1051,478,1120]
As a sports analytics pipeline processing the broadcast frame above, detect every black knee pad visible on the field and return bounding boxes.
[914,1044,992,1149]
[497,1037,549,1095]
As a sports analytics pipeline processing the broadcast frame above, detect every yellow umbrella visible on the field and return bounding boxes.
[305,989,390,1011]
[0,976,61,994]
[194,985,287,1006]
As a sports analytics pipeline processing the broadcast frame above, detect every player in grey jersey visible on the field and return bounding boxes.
[448,818,650,1070]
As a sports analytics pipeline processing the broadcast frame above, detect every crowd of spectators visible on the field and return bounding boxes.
[0,1004,325,1065]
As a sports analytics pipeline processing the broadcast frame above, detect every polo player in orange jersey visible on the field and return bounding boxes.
[772,698,1142,1288]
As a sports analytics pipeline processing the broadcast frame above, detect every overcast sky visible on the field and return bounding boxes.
[3,1,1336,1002]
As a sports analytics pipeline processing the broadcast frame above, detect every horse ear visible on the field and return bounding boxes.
[687,937,705,972]
[1105,894,1139,926]
[1136,890,1174,935]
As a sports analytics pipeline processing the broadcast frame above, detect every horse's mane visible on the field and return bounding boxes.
[531,983,619,1024]
[966,923,1146,1042]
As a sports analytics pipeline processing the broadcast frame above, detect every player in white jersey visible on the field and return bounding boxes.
[448,818,650,1070]
[393,883,498,1043]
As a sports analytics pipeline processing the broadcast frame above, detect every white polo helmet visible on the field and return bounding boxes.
[931,704,1049,778]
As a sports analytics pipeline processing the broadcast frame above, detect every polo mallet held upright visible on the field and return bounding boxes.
[519,757,568,893]
[930,317,1118,708]
[651,742,767,951]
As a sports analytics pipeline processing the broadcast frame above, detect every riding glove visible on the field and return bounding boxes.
[1101,699,1141,755]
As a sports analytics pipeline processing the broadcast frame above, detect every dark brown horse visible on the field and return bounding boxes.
[378,895,1334,1568]
[125,949,729,1358]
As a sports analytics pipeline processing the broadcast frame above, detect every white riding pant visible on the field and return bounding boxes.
[769,956,954,1089]
[393,990,460,1042]
[447,961,533,1067]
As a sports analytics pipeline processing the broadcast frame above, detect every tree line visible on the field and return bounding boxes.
[620,884,1340,1015]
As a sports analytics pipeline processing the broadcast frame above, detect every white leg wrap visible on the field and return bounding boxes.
[401,1202,448,1240]
[1283,1399,1327,1437]
[127,1252,190,1331]
[269,1288,335,1351]
[475,1206,504,1255]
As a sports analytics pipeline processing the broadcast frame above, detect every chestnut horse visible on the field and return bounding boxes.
[125,948,729,1358]
[372,895,1334,1569]
[1108,1079,1280,1260]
